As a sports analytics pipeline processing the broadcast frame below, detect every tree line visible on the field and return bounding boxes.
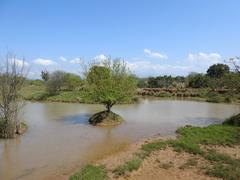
[137,63,240,90]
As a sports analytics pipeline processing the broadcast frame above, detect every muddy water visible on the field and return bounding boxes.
[0,99,239,180]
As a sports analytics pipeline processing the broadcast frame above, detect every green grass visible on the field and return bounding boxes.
[46,91,86,102]
[141,140,167,154]
[69,165,108,180]
[206,164,240,180]
[204,149,240,165]
[113,157,142,176]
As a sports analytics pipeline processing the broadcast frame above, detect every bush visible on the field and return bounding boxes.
[223,114,240,126]
[206,92,221,103]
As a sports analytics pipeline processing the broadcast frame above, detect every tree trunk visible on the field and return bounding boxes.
[106,103,113,113]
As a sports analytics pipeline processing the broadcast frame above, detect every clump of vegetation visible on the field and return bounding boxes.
[205,163,240,180]
[85,58,137,125]
[113,157,142,176]
[70,165,108,180]
[156,92,172,97]
[141,140,167,154]
[206,92,222,103]
[46,71,83,95]
[89,111,123,126]
[223,113,240,126]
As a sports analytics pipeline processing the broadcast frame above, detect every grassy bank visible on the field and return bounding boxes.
[70,114,240,180]
[20,84,137,104]
[140,88,240,104]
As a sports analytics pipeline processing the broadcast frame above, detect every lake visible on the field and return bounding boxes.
[0,99,239,179]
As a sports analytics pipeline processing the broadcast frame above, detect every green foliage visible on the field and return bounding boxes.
[207,63,230,78]
[29,79,44,86]
[63,73,83,91]
[46,71,82,94]
[69,165,108,180]
[206,92,222,103]
[113,157,142,176]
[223,113,240,126]
[46,70,67,94]
[137,78,148,88]
[147,75,185,88]
[187,73,209,88]
[46,91,84,102]
[86,58,137,111]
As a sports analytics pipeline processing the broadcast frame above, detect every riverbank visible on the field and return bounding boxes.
[70,121,240,180]
[20,85,240,104]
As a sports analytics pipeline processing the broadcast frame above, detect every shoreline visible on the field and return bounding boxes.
[23,96,240,106]
[69,123,240,180]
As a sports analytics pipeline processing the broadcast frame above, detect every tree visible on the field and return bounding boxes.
[187,73,209,88]
[41,70,49,82]
[63,73,83,90]
[46,71,83,93]
[229,56,240,74]
[46,70,66,94]
[86,58,137,112]
[207,63,230,78]
[0,54,26,138]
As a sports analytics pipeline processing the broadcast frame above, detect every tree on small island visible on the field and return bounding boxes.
[85,57,137,125]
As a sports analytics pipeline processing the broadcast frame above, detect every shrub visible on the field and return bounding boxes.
[223,113,240,126]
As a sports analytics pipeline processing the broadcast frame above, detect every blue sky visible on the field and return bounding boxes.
[0,0,240,78]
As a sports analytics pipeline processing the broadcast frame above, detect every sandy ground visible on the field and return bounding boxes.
[93,136,240,180]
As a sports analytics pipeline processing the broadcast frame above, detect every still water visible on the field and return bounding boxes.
[0,99,239,179]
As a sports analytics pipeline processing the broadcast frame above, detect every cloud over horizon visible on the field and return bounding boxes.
[144,49,168,59]
[34,58,57,66]
[26,52,225,78]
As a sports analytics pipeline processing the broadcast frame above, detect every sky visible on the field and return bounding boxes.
[0,0,240,78]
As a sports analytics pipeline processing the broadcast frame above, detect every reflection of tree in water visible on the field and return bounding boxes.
[82,126,130,163]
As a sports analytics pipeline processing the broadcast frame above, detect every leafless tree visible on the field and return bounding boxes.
[229,56,240,74]
[0,53,27,138]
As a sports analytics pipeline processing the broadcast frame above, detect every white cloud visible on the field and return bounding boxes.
[187,52,222,72]
[126,52,223,77]
[59,56,67,62]
[144,49,168,59]
[187,52,222,65]
[13,59,29,67]
[126,60,189,77]
[70,58,83,64]
[94,54,108,61]
[34,58,56,66]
